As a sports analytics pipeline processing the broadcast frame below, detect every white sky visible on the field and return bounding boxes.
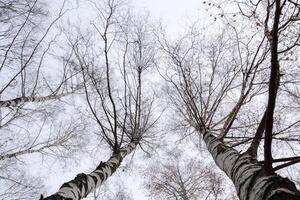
[131,0,207,36]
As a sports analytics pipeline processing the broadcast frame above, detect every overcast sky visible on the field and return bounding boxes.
[131,0,207,36]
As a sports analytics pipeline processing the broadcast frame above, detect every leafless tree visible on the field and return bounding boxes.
[86,180,134,200]
[2,0,299,199]
[160,0,300,199]
[41,1,159,199]
[145,150,227,200]
[0,0,86,199]
[0,0,80,108]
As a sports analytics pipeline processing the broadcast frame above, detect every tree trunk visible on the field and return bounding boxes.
[0,93,70,107]
[40,142,137,200]
[203,132,300,200]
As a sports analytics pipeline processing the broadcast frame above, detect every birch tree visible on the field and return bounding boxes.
[41,1,159,199]
[161,0,300,199]
[0,1,85,199]
[0,0,80,109]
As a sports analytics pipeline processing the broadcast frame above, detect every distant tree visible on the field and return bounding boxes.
[145,150,227,200]
[88,181,134,200]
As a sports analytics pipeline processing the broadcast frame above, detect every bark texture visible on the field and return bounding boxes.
[41,142,137,200]
[0,93,69,107]
[203,132,300,200]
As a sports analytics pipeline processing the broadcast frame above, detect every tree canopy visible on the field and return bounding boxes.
[0,0,299,200]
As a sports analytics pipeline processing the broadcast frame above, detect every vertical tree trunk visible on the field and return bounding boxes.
[41,142,137,200]
[203,132,300,200]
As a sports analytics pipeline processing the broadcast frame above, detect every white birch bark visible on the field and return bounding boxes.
[0,93,70,107]
[0,146,50,160]
[203,132,300,200]
[40,141,137,200]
